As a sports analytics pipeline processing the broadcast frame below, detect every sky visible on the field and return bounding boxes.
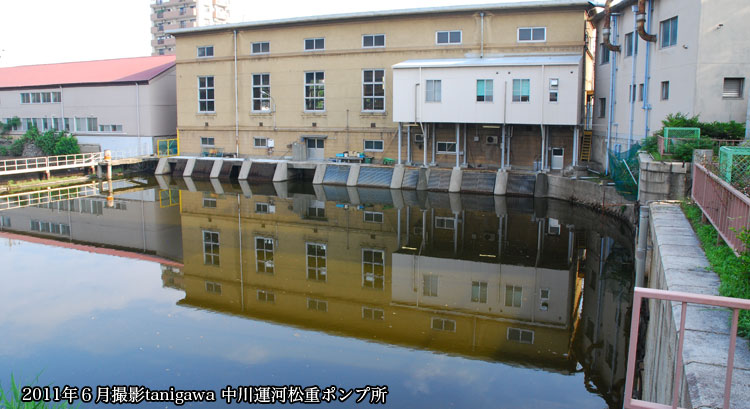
[0,0,540,68]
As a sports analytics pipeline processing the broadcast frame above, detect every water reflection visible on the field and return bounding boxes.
[0,179,634,408]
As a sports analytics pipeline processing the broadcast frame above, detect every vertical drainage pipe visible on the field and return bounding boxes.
[643,0,654,139]
[635,206,649,288]
[480,12,485,58]
[233,30,239,157]
[606,14,620,175]
[628,5,638,150]
[455,123,460,168]
[397,123,402,165]
[136,83,141,156]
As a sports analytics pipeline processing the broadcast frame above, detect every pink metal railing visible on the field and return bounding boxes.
[692,161,750,254]
[624,287,750,409]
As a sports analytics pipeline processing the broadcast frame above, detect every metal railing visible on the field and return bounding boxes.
[157,138,179,157]
[692,161,750,254]
[624,287,750,409]
[0,152,103,175]
[0,183,99,211]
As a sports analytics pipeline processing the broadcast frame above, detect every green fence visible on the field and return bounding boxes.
[608,143,640,201]
[663,127,700,154]
[719,145,750,189]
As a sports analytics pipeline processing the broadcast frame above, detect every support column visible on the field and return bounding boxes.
[397,122,402,165]
[573,126,579,167]
[462,124,467,167]
[423,124,428,167]
[540,125,546,171]
[431,123,436,166]
[501,125,506,169]
[455,123,460,168]
[406,125,411,166]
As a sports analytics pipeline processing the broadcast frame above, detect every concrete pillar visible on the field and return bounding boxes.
[312,184,327,202]
[494,170,508,196]
[397,122,402,165]
[390,164,405,189]
[183,176,197,192]
[346,164,361,186]
[183,158,196,178]
[462,124,467,167]
[107,162,112,180]
[155,157,171,175]
[417,167,428,190]
[96,165,103,179]
[272,161,290,182]
[210,177,224,195]
[346,186,360,206]
[455,123,460,168]
[390,189,405,209]
[448,166,463,193]
[406,125,411,166]
[155,174,171,190]
[273,182,289,199]
[238,179,252,197]
[312,163,327,185]
[423,124,428,167]
[209,159,223,179]
[449,192,462,214]
[238,159,253,179]
[534,172,548,198]
[573,126,579,167]
[540,125,545,171]
[431,123,436,166]
[501,125,506,169]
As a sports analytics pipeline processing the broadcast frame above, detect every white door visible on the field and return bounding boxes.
[551,148,564,170]
[306,138,325,161]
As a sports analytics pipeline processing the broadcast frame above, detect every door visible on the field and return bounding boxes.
[551,148,564,170]
[306,138,325,161]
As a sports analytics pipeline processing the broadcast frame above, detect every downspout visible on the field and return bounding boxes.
[136,83,142,156]
[605,13,620,175]
[628,5,638,150]
[480,12,485,58]
[233,29,239,157]
[746,92,750,140]
[59,85,64,129]
[635,206,649,288]
[602,0,621,52]
[636,0,657,43]
[643,0,654,139]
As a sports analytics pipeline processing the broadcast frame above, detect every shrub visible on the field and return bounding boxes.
[53,136,80,155]
[0,146,7,156]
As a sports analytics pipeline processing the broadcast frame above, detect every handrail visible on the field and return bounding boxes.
[624,287,750,409]
[0,183,98,211]
[0,152,103,173]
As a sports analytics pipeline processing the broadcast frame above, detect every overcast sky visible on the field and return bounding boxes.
[0,0,541,67]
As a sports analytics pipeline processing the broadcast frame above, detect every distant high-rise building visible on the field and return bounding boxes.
[151,0,230,56]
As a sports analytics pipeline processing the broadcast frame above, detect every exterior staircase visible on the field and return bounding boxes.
[580,130,592,162]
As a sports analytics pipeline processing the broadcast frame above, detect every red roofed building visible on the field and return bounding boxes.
[0,56,177,156]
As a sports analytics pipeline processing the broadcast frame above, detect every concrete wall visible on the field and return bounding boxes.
[637,152,690,203]
[642,202,750,408]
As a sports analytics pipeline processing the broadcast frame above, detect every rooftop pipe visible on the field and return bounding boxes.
[636,0,657,42]
[602,0,621,52]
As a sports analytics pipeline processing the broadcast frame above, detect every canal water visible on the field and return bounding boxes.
[0,178,634,408]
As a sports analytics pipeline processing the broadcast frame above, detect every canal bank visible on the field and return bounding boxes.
[640,201,750,408]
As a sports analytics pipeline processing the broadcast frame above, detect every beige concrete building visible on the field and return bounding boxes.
[169,1,595,171]
[151,0,230,56]
[590,0,750,171]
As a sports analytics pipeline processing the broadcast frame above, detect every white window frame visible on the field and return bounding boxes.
[362,248,385,289]
[517,27,546,42]
[431,317,456,332]
[202,198,217,208]
[436,142,456,155]
[425,80,441,102]
[505,285,522,308]
[304,37,325,51]
[436,30,461,45]
[512,79,530,103]
[661,81,670,100]
[307,298,328,312]
[549,78,559,102]
[202,230,220,266]
[624,32,638,57]
[362,34,385,48]
[507,327,534,344]
[476,79,493,102]
[723,78,744,99]
[254,137,268,148]
[434,216,455,229]
[198,76,215,113]
[304,71,325,112]
[255,202,270,213]
[252,73,271,112]
[423,274,438,296]
[539,288,550,311]
[257,289,275,303]
[660,16,678,48]
[471,281,488,303]
[306,242,327,282]
[363,139,384,152]
[197,45,214,58]
[255,236,275,274]
[205,281,222,294]
[363,211,384,223]
[251,41,270,55]
[362,306,385,320]
[362,69,385,112]
[200,137,215,146]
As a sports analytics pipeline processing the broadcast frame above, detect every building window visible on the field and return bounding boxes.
[304,71,325,111]
[600,43,610,64]
[202,198,216,208]
[436,30,461,44]
[639,84,644,101]
[518,27,546,42]
[254,137,268,147]
[306,199,326,219]
[661,81,670,100]
[20,93,30,104]
[425,80,441,102]
[660,16,678,48]
[507,328,534,344]
[99,124,123,132]
[624,32,638,57]
[363,69,385,111]
[362,34,385,48]
[549,78,559,102]
[304,38,325,51]
[21,92,61,104]
[257,290,275,303]
[255,237,274,274]
[476,79,493,102]
[306,243,327,281]
[436,142,456,155]
[434,216,455,229]
[307,298,328,312]
[362,306,384,320]
[431,317,455,331]
[471,281,488,303]
[598,97,606,118]
[362,249,385,289]
[629,84,637,103]
[423,274,438,297]
[505,285,522,307]
[255,202,270,213]
[205,281,222,294]
[512,79,530,102]
[198,76,215,112]
[201,137,215,146]
[363,140,384,152]
[197,46,214,58]
[252,73,270,112]
[363,211,383,223]
[539,288,550,311]
[52,92,61,103]
[86,118,98,132]
[202,230,220,266]
[251,41,270,54]
[0,216,10,228]
[723,78,744,99]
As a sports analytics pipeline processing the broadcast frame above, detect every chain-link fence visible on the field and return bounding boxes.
[608,142,641,201]
[719,146,750,192]
[662,127,700,154]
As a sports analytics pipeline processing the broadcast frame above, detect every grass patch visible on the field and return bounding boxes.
[682,201,750,338]
[0,374,76,409]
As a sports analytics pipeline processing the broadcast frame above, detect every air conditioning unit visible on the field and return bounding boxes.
[414,134,425,143]
[486,135,498,144]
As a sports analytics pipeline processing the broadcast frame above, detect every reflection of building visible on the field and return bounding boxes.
[169,2,594,170]
[0,181,183,264]
[0,56,176,155]
[172,189,600,371]
[151,0,230,56]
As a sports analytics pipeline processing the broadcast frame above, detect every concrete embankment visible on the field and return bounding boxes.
[642,202,750,408]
